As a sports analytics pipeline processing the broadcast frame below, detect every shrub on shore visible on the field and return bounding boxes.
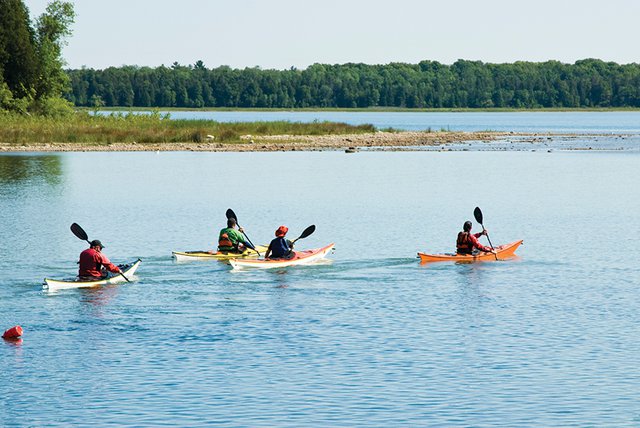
[0,111,377,145]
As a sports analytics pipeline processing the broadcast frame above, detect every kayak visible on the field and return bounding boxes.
[43,259,141,292]
[229,243,335,270]
[418,240,523,263]
[172,245,268,261]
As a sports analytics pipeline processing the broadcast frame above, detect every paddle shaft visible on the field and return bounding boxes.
[225,209,258,255]
[241,231,258,254]
[479,223,496,250]
[478,222,498,261]
[473,207,498,261]
[291,225,316,244]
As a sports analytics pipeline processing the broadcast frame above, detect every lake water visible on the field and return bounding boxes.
[1,131,640,425]
[153,110,640,134]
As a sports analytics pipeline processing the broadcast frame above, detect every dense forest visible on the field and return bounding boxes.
[0,0,74,115]
[3,1,640,112]
[66,59,640,109]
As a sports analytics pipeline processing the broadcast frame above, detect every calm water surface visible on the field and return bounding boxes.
[153,110,640,134]
[1,147,639,426]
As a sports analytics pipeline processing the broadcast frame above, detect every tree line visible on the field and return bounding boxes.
[66,59,640,109]
[3,0,639,112]
[0,0,75,115]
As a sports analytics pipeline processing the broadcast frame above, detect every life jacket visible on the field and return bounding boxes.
[456,232,474,255]
[218,233,236,251]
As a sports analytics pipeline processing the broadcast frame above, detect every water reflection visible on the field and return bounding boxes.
[2,337,24,347]
[0,154,63,185]
[270,269,291,288]
[454,261,485,274]
[80,285,119,308]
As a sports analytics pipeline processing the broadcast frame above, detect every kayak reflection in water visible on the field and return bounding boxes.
[265,225,294,260]
[456,221,497,256]
[216,217,255,254]
[78,239,122,280]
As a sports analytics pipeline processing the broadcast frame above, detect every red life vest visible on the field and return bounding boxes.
[456,232,474,255]
[218,233,234,249]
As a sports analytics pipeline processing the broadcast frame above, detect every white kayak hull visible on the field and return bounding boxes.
[229,244,334,270]
[43,259,141,292]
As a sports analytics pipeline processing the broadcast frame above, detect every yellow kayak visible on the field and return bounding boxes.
[172,245,268,261]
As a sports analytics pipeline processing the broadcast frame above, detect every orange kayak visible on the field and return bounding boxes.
[418,240,523,263]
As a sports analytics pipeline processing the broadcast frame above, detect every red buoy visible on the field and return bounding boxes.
[2,325,23,339]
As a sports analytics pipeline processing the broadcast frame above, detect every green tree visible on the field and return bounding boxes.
[0,0,75,114]
[63,57,640,109]
[0,0,38,99]
[33,0,75,100]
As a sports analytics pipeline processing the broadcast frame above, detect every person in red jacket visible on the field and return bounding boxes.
[456,221,497,255]
[78,240,122,280]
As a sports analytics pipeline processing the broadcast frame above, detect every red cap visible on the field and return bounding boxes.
[275,225,288,237]
[2,325,23,339]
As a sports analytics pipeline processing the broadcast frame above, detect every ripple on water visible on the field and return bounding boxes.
[2,149,640,426]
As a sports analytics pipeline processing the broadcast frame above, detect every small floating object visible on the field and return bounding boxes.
[3,325,23,340]
[345,147,358,153]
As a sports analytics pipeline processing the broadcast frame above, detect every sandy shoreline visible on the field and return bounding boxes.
[0,130,624,152]
[0,131,510,152]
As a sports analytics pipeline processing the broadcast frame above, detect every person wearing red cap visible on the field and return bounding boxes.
[78,240,122,280]
[265,225,294,259]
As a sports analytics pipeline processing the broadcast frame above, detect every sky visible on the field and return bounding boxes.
[23,0,640,70]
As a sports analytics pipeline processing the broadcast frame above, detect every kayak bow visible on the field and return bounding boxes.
[229,243,335,270]
[43,259,141,291]
[418,240,523,263]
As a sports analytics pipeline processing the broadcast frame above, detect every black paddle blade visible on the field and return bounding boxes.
[70,223,88,241]
[297,225,316,240]
[226,208,237,222]
[473,207,483,224]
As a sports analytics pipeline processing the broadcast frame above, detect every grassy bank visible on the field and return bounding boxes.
[0,111,377,146]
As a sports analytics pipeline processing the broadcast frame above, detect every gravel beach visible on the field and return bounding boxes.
[0,131,509,152]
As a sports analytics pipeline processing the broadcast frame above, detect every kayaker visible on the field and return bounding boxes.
[265,225,294,260]
[456,221,497,255]
[217,218,255,253]
[78,240,122,280]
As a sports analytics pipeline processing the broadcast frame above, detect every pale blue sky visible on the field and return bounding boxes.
[24,0,640,69]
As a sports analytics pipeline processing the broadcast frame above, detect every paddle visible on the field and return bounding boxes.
[291,225,316,244]
[70,222,90,245]
[70,223,130,282]
[473,207,498,261]
[225,208,258,255]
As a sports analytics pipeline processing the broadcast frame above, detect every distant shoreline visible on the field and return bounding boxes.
[92,107,640,113]
[0,131,615,153]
